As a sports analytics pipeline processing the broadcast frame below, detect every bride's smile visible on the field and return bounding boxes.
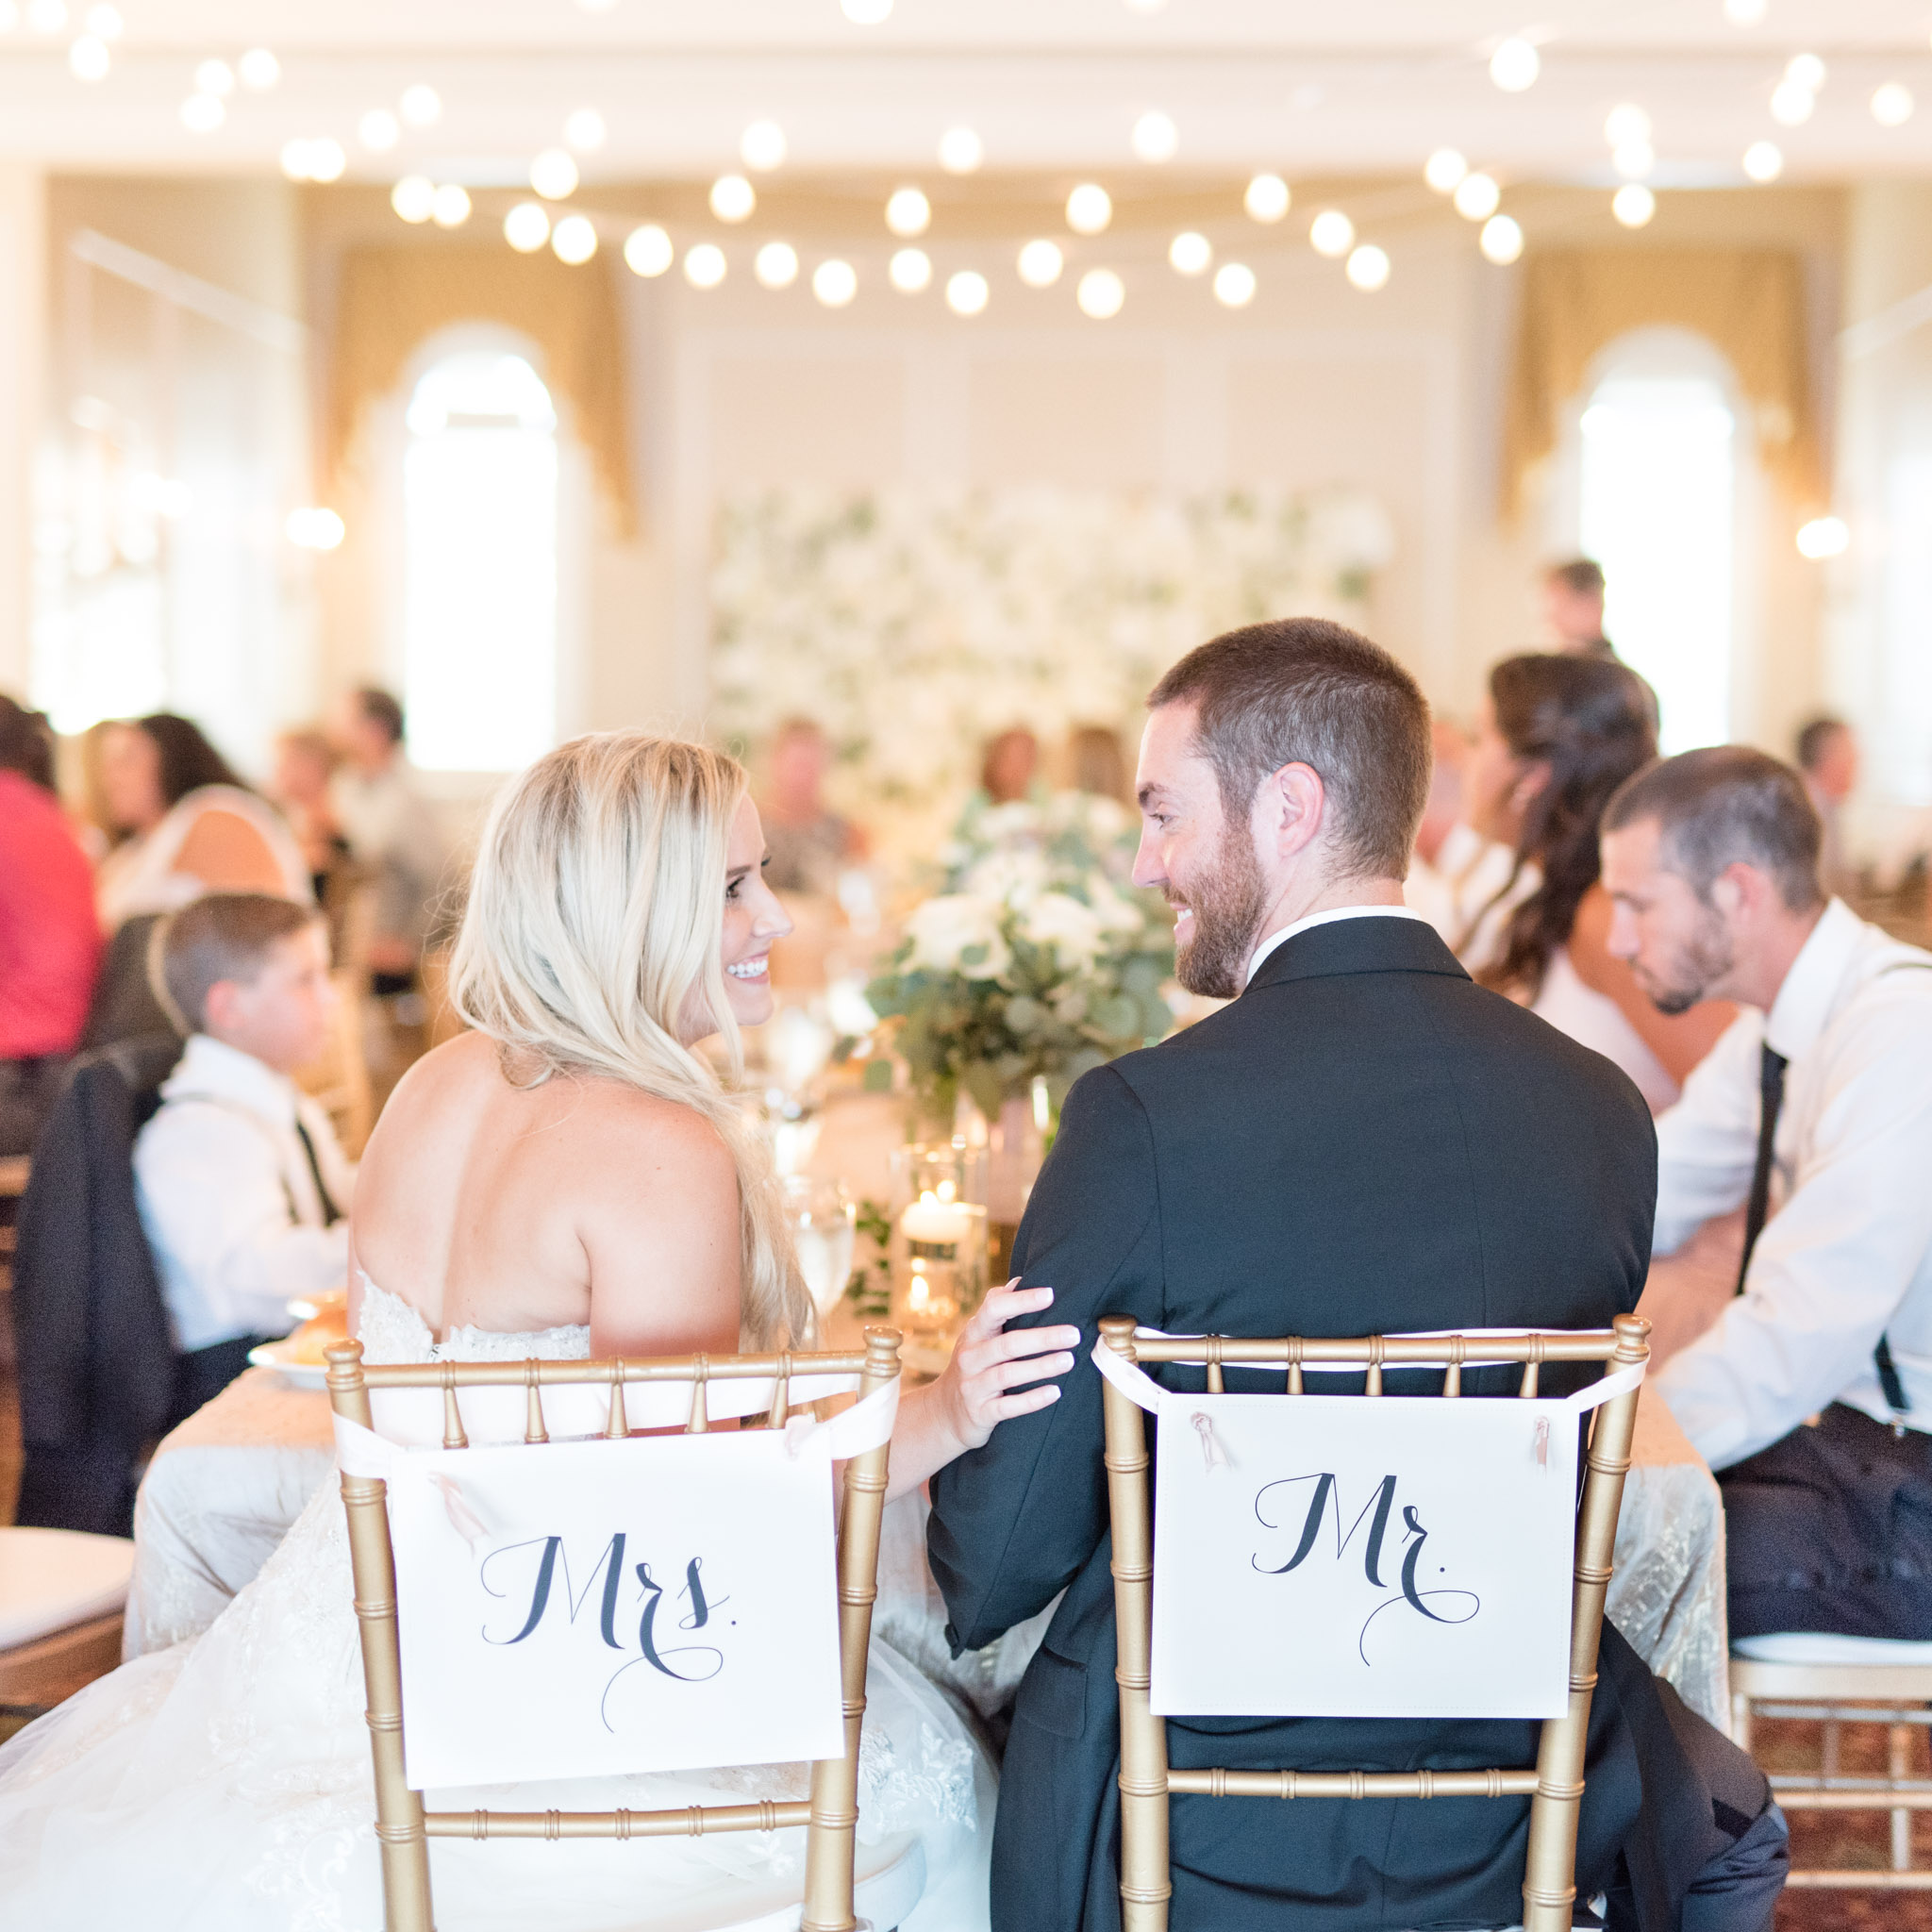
[713,793,791,1031]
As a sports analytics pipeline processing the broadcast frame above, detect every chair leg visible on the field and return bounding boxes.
[1891,1723,1914,1873]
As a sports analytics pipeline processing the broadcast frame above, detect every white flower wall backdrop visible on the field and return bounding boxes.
[709,485,1395,853]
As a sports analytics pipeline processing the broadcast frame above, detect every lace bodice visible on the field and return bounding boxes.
[354,1274,592,1367]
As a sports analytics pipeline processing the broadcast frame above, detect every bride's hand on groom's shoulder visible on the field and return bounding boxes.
[937,1281,1083,1453]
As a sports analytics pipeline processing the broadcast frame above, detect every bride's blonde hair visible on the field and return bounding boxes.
[448,731,812,1350]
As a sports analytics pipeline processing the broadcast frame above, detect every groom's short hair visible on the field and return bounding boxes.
[1148,618,1431,879]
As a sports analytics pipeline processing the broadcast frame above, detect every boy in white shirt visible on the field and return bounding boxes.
[135,892,357,1415]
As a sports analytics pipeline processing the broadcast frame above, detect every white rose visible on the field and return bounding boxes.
[1019,891,1107,964]
[905,894,1011,979]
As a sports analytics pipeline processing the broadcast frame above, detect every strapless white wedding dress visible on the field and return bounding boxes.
[0,1283,991,1931]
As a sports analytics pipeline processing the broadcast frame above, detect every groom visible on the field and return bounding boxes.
[927,620,1785,1930]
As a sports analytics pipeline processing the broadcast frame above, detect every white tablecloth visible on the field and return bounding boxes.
[125,1364,1729,1728]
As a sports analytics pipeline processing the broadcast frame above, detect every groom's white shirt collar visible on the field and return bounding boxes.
[1244,905,1429,988]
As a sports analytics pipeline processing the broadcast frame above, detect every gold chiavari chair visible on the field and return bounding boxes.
[1097,1312,1651,1932]
[325,1326,904,1932]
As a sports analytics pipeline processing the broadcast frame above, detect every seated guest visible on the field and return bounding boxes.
[94,713,311,930]
[1794,714,1858,898]
[759,715,866,894]
[1066,723,1129,803]
[1602,748,1932,1643]
[978,724,1041,806]
[1543,556,1617,658]
[270,726,353,905]
[1405,714,1527,972]
[136,892,356,1415]
[0,697,101,1156]
[327,686,450,996]
[1467,654,1732,1113]
[931,620,1786,1932]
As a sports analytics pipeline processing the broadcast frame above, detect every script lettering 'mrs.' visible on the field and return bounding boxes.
[1251,1473,1480,1664]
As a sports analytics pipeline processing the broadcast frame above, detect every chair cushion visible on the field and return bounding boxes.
[0,1525,135,1647]
[1732,1630,1932,1666]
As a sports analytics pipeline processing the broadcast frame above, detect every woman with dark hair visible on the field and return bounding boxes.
[93,712,309,931]
[1463,654,1732,1111]
[0,696,101,1152]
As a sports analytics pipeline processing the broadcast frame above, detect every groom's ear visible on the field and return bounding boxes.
[1259,761,1327,863]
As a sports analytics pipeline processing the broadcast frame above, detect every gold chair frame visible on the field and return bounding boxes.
[1731,1654,1932,1889]
[325,1326,904,1932]
[1097,1311,1651,1932]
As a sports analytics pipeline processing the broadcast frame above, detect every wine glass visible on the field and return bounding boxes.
[783,1174,858,1317]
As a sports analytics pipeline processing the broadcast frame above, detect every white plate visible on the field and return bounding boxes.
[247,1340,330,1390]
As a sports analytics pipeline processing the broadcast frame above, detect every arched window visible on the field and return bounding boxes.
[402,349,558,772]
[1576,331,1743,753]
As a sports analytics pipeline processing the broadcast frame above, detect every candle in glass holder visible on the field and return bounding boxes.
[893,1187,988,1337]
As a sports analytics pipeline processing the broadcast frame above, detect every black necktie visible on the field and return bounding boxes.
[293,1116,343,1227]
[1735,1041,1788,1296]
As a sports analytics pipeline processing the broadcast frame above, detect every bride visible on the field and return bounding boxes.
[0,732,1080,1931]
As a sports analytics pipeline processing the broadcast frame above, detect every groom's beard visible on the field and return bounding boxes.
[1169,824,1269,1000]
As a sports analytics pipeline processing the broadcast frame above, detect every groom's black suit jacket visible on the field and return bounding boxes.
[928,913,1720,1932]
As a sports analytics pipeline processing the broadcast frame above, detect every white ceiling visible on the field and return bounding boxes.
[7,0,1932,183]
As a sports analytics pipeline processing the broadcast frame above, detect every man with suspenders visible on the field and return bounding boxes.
[1601,745,1932,1641]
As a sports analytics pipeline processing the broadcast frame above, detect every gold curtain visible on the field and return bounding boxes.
[326,245,635,533]
[1504,247,1820,514]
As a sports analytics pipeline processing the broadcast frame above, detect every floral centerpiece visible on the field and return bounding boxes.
[865,791,1176,1124]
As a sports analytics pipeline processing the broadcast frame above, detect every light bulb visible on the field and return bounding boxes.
[307,139,345,183]
[1345,243,1390,291]
[1480,214,1524,264]
[1454,172,1501,221]
[1612,183,1656,227]
[1076,268,1124,319]
[1742,140,1783,182]
[531,149,580,200]
[938,126,983,175]
[504,202,550,253]
[67,33,107,78]
[194,58,234,96]
[1017,239,1063,287]
[280,140,314,181]
[1723,0,1766,21]
[179,92,224,133]
[552,214,597,264]
[709,174,756,222]
[1796,516,1848,559]
[82,5,118,37]
[1309,208,1355,258]
[25,0,62,29]
[400,84,441,127]
[1424,149,1467,193]
[1489,38,1540,92]
[1771,80,1815,126]
[756,241,799,289]
[1614,140,1654,180]
[430,183,470,228]
[1066,183,1112,235]
[945,269,989,315]
[1244,173,1291,223]
[1785,53,1825,92]
[1604,103,1651,147]
[286,508,345,551]
[1168,231,1211,275]
[1212,261,1256,308]
[1132,110,1177,163]
[683,242,726,289]
[890,247,932,293]
[1874,83,1915,127]
[564,107,607,152]
[813,258,858,308]
[391,175,436,223]
[841,0,891,19]
[741,119,786,171]
[624,224,673,277]
[238,46,278,89]
[886,186,930,237]
[358,109,399,152]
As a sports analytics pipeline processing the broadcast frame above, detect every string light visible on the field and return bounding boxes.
[1742,140,1783,182]
[1480,214,1524,264]
[1017,239,1063,287]
[1243,173,1291,222]
[624,225,673,276]
[1614,141,1655,179]
[756,241,800,288]
[1771,81,1814,126]
[564,107,607,152]
[1076,268,1124,319]
[1723,0,1766,22]
[1874,84,1916,127]
[552,214,597,264]
[813,258,858,307]
[684,242,727,288]
[505,203,550,253]
[1424,150,1467,193]
[741,120,787,171]
[531,149,580,200]
[194,58,234,96]
[1132,110,1177,162]
[1604,104,1650,146]
[179,92,225,133]
[945,269,989,315]
[1308,209,1354,258]
[82,3,116,35]
[841,0,891,20]
[286,508,345,551]
[938,127,983,175]
[430,183,471,228]
[358,109,399,152]
[1168,231,1211,275]
[1212,261,1256,308]
[1796,516,1848,559]
[1453,172,1501,221]
[237,47,277,90]
[67,33,107,78]
[1345,243,1391,291]
[1612,183,1656,227]
[400,84,441,127]
[306,140,346,182]
[1066,183,1112,235]
[25,0,63,30]
[1489,38,1540,92]
[391,175,436,223]
[886,187,931,237]
[710,174,756,222]
[890,247,932,292]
